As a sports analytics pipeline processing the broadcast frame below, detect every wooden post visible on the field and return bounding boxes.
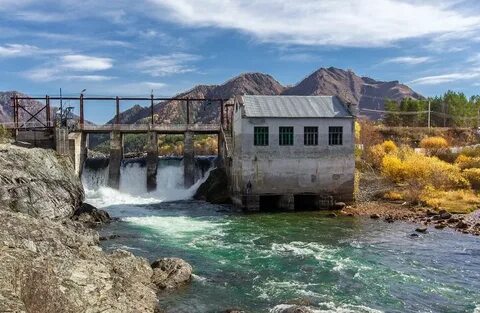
[116,96,120,125]
[186,99,190,124]
[12,96,16,128]
[46,95,51,127]
[150,94,154,126]
[79,94,84,128]
[14,95,19,129]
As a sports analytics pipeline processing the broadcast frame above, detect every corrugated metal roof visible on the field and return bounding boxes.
[241,95,352,118]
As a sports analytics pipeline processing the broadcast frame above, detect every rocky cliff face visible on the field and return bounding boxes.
[0,144,159,312]
[0,144,83,219]
[0,210,157,313]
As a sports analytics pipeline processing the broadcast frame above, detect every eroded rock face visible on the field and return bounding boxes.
[151,258,192,289]
[0,144,83,219]
[72,202,112,227]
[194,168,231,204]
[0,210,158,313]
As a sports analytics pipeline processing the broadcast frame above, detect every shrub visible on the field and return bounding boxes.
[381,151,469,202]
[419,136,449,156]
[383,191,403,201]
[381,155,407,182]
[367,140,398,167]
[0,125,11,143]
[455,155,480,170]
[462,168,480,190]
[459,146,480,158]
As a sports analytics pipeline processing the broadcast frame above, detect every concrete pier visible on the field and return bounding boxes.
[184,131,195,187]
[69,132,87,176]
[108,131,123,189]
[146,132,158,191]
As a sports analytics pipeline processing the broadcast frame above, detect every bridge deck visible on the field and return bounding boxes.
[72,123,221,134]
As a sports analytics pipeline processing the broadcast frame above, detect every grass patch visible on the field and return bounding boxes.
[420,188,480,214]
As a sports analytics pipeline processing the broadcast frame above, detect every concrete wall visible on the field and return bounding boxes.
[231,107,355,204]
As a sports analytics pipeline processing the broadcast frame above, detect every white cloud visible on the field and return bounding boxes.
[384,56,432,65]
[409,71,480,85]
[23,54,114,82]
[147,0,480,47]
[0,44,39,57]
[60,55,113,71]
[136,53,200,77]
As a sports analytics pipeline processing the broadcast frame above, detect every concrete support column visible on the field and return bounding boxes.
[279,194,295,211]
[184,131,195,188]
[108,131,123,189]
[68,132,87,177]
[55,127,69,155]
[146,132,158,192]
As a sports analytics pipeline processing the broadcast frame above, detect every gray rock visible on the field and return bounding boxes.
[72,202,112,227]
[194,168,231,204]
[415,227,428,233]
[151,258,192,289]
[370,213,380,219]
[0,144,83,219]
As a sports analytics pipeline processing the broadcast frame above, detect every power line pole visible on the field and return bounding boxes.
[428,100,431,128]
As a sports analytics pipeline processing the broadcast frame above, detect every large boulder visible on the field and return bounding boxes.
[72,202,112,227]
[194,168,231,204]
[0,210,157,313]
[0,144,83,218]
[151,258,192,289]
[271,305,314,313]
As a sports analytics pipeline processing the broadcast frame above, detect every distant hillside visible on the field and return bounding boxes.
[0,91,51,124]
[110,67,421,124]
[1,67,422,125]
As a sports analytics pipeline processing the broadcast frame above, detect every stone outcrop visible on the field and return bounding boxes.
[0,210,158,313]
[0,143,83,219]
[72,202,113,227]
[194,168,231,204]
[151,258,192,289]
[0,144,159,312]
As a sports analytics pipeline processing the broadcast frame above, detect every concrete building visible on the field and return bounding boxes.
[230,95,355,211]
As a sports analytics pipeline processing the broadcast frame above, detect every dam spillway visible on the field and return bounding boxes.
[81,156,215,206]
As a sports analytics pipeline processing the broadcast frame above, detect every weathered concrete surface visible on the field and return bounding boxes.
[69,132,87,176]
[230,110,355,208]
[194,168,231,204]
[184,131,195,187]
[0,210,158,313]
[146,132,158,192]
[0,143,84,219]
[108,131,123,189]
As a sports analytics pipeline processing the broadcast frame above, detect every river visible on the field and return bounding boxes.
[83,158,480,313]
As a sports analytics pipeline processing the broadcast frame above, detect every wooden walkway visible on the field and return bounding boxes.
[74,123,221,134]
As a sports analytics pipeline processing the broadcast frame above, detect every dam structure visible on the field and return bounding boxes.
[8,94,230,190]
[6,93,355,210]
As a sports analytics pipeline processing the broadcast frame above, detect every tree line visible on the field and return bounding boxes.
[384,91,480,128]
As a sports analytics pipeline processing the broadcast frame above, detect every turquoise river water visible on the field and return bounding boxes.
[83,161,480,313]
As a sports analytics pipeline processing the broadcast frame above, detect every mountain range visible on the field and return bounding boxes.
[0,67,422,124]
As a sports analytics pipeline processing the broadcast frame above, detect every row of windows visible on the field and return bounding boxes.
[254,126,343,146]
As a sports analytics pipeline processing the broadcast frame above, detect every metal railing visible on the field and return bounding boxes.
[75,123,221,132]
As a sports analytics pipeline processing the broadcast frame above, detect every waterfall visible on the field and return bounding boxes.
[82,156,215,208]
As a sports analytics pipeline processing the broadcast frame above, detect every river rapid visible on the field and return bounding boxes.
[83,159,480,313]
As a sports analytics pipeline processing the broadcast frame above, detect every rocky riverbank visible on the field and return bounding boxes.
[0,144,192,313]
[341,201,480,236]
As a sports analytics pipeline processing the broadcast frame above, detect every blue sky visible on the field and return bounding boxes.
[1,0,480,123]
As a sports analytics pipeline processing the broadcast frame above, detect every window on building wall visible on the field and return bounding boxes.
[279,127,294,146]
[304,127,318,145]
[254,127,269,146]
[329,126,343,145]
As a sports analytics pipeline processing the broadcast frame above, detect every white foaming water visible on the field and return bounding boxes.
[270,303,383,313]
[82,160,213,208]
